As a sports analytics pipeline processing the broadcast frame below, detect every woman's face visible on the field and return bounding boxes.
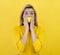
[23,8,35,23]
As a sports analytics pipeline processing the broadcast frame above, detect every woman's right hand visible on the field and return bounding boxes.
[21,18,29,46]
[24,18,29,31]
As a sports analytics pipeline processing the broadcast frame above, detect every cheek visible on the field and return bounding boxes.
[31,15,34,20]
[23,14,27,19]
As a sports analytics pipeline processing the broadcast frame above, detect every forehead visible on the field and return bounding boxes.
[24,8,34,12]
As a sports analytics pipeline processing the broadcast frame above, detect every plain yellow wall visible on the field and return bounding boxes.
[0,0,60,55]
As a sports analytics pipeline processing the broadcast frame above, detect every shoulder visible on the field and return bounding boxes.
[34,25,44,33]
[14,25,25,33]
[14,25,24,30]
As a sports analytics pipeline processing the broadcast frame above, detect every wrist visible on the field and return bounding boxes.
[25,29,29,32]
[31,28,34,32]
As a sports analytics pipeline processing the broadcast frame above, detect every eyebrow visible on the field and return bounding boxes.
[24,10,34,12]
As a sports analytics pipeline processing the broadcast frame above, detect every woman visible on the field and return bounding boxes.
[14,4,43,55]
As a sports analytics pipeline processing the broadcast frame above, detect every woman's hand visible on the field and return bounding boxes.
[21,18,29,45]
[30,18,37,42]
[24,18,29,31]
[30,19,34,31]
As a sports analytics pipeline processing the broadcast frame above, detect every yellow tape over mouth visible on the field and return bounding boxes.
[27,17,32,23]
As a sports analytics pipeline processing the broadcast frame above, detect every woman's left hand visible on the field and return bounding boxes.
[30,18,37,42]
[30,19,34,31]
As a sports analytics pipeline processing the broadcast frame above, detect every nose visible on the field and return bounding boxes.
[27,13,31,17]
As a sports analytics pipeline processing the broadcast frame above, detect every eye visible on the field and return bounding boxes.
[25,12,28,15]
[30,12,34,15]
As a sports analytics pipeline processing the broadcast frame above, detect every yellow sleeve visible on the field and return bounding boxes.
[14,26,25,52]
[33,39,41,52]
[33,26,44,53]
[17,40,25,52]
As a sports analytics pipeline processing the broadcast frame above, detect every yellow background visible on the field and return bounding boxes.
[0,0,60,55]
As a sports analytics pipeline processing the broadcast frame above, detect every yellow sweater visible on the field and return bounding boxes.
[14,25,43,55]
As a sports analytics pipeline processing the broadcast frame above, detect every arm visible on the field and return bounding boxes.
[30,18,42,52]
[21,29,29,45]
[16,17,29,52]
[16,28,28,52]
[31,29,37,42]
[31,28,42,52]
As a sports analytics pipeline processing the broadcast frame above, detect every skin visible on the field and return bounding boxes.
[21,8,37,46]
